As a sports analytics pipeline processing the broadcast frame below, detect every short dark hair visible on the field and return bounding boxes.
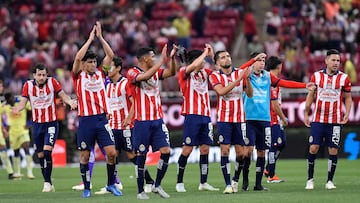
[186,50,203,64]
[249,52,260,59]
[113,57,123,68]
[4,92,13,101]
[214,50,227,64]
[326,49,340,56]
[136,47,155,60]
[81,50,97,61]
[33,63,48,74]
[266,56,282,70]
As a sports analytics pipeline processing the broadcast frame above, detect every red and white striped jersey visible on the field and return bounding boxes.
[209,68,246,122]
[73,70,109,116]
[127,66,164,121]
[311,69,351,124]
[106,76,133,129]
[270,85,282,125]
[178,67,212,116]
[22,77,62,123]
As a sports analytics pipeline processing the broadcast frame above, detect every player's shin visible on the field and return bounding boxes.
[80,163,91,189]
[221,156,231,185]
[155,153,170,187]
[200,154,209,184]
[307,153,317,180]
[328,155,338,181]
[177,154,189,183]
[136,155,146,193]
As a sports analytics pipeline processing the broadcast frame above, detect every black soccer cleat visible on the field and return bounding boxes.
[253,185,270,191]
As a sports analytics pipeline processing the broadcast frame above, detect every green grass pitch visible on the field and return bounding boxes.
[0,159,359,203]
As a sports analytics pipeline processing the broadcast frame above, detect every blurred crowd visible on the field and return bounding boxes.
[251,0,360,84]
[0,0,247,95]
[1,0,359,98]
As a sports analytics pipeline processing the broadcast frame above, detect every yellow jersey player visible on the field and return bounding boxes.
[3,92,34,179]
[0,79,15,179]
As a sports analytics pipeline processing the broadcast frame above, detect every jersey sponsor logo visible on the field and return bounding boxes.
[141,78,159,96]
[33,96,53,109]
[318,89,339,102]
[108,97,124,110]
[223,87,241,101]
[84,79,103,92]
[191,75,207,94]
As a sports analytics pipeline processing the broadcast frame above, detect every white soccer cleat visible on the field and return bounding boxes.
[115,182,123,190]
[152,185,170,198]
[137,191,150,200]
[42,182,55,192]
[231,180,238,193]
[325,181,336,190]
[223,185,233,194]
[305,179,314,190]
[94,187,111,195]
[198,183,220,191]
[12,173,23,180]
[144,183,153,193]
[72,183,92,191]
[27,172,35,179]
[175,183,186,193]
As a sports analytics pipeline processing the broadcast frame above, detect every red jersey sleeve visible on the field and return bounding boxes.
[158,68,165,80]
[310,74,315,83]
[270,86,278,100]
[22,82,29,98]
[125,80,133,99]
[51,78,62,94]
[178,67,187,92]
[209,72,221,88]
[238,58,255,69]
[127,68,140,84]
[271,73,306,88]
[343,76,351,92]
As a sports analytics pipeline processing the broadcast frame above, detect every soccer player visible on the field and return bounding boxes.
[127,44,177,200]
[243,52,314,191]
[263,56,288,183]
[175,44,219,193]
[3,92,34,179]
[72,21,121,198]
[12,63,77,192]
[209,51,265,193]
[304,49,352,190]
[0,79,15,180]
[94,56,155,195]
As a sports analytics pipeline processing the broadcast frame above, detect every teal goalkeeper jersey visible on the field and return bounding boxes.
[244,70,271,121]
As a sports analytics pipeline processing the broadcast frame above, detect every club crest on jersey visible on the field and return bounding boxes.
[81,141,87,149]
[139,144,146,152]
[309,136,313,143]
[218,135,224,143]
[277,137,282,144]
[39,89,45,98]
[185,137,191,144]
